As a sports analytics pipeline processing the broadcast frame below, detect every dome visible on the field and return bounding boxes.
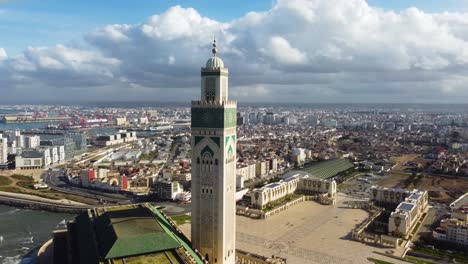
[205,56,224,69]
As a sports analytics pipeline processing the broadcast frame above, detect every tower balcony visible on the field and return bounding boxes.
[191,100,237,109]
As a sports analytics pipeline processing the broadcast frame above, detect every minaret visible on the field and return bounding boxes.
[191,40,237,264]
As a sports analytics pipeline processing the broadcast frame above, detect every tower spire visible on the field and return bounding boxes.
[212,38,217,57]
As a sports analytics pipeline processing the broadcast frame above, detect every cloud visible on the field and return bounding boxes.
[1,0,468,103]
[260,36,307,65]
[0,48,7,60]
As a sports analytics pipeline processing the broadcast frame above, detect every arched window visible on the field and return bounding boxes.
[215,159,218,165]
[205,78,216,101]
[197,157,200,164]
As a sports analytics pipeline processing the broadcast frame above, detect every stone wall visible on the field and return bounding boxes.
[236,249,287,264]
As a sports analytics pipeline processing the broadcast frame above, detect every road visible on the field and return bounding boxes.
[43,169,132,204]
[73,143,130,165]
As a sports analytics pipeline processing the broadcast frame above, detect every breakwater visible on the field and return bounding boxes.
[0,194,90,214]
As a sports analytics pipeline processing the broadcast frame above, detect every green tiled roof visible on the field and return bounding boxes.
[71,204,205,264]
[302,158,354,179]
[148,205,205,264]
[93,207,180,260]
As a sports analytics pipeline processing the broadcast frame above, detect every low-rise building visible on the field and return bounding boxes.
[0,137,7,165]
[370,186,429,238]
[249,173,337,209]
[25,135,40,149]
[255,161,267,178]
[95,131,137,146]
[15,151,43,169]
[434,218,468,246]
[154,179,184,200]
[237,162,256,181]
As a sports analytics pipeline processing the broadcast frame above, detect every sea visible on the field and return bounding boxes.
[0,122,117,135]
[0,205,73,264]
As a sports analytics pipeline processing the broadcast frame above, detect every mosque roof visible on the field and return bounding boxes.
[205,39,224,69]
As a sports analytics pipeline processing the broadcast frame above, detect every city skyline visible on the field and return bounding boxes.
[1,0,468,103]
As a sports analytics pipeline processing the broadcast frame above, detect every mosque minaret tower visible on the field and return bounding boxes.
[191,40,237,264]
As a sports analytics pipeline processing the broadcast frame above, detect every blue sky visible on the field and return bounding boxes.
[1,0,468,103]
[1,0,466,56]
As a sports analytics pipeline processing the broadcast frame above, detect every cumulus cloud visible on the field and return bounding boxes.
[1,0,468,103]
[0,48,7,60]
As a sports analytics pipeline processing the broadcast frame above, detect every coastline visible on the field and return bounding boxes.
[0,191,90,214]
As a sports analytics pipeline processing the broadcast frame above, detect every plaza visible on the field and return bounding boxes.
[181,193,408,264]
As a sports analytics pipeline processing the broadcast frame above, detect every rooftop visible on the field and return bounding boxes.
[67,203,204,264]
[301,158,354,179]
[397,202,415,212]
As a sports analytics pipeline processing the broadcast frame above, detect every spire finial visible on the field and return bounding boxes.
[212,38,217,56]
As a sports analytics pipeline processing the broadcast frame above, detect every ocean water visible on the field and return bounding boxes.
[0,205,73,264]
[0,123,50,131]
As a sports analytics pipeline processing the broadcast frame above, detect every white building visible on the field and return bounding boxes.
[292,148,306,165]
[433,194,468,246]
[14,131,24,148]
[25,135,40,149]
[370,186,415,205]
[51,146,59,163]
[95,131,137,146]
[15,151,43,169]
[370,186,428,238]
[114,117,127,126]
[0,137,7,165]
[58,145,65,162]
[434,218,468,246]
[249,173,337,209]
[154,179,184,200]
[255,160,268,178]
[237,163,256,181]
[40,148,52,167]
[191,40,236,264]
[139,117,148,124]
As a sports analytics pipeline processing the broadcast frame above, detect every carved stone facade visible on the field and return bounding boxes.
[249,173,337,209]
[191,41,236,264]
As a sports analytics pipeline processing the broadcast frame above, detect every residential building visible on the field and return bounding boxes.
[25,135,40,149]
[0,137,7,165]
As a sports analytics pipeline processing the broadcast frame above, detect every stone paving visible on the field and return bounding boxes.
[237,196,369,263]
[180,193,410,264]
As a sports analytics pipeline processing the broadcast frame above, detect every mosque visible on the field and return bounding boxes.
[39,41,286,264]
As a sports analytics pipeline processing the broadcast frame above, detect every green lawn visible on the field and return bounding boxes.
[412,246,468,263]
[0,186,61,200]
[170,214,192,225]
[11,174,34,182]
[262,193,303,212]
[404,256,437,264]
[0,176,13,186]
[367,257,394,264]
[16,180,34,189]
[0,186,21,193]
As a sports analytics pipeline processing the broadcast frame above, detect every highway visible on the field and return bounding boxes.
[43,170,132,204]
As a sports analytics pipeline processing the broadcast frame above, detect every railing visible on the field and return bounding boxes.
[191,100,237,107]
[236,249,287,264]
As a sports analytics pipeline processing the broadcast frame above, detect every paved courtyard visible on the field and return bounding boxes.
[180,193,408,264]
